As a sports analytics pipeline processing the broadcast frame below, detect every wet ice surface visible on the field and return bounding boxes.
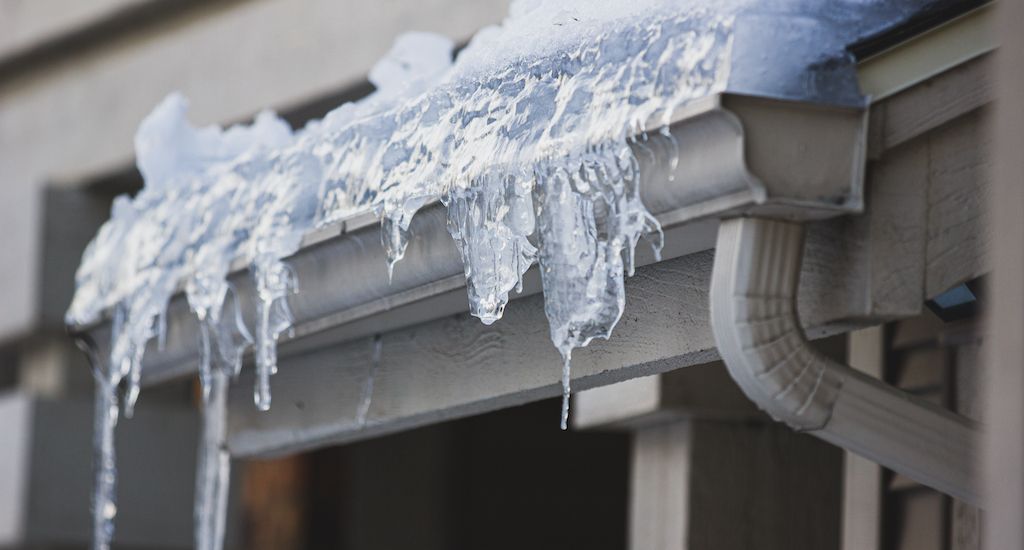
[68,1,742,548]
[69,5,733,413]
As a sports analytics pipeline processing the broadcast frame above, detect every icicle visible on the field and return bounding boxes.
[91,367,120,550]
[560,353,572,430]
[190,286,245,550]
[122,342,145,419]
[658,125,680,181]
[197,317,213,402]
[356,335,383,426]
[254,294,275,411]
[156,307,168,352]
[445,172,537,325]
[380,216,410,283]
[217,285,255,378]
[252,261,296,411]
[194,366,231,550]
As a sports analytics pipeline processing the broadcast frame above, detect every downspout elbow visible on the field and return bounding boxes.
[710,217,979,506]
[710,218,842,430]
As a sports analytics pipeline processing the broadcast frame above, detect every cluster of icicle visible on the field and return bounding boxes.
[67,1,734,548]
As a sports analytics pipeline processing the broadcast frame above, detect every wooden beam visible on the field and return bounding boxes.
[984,0,1024,544]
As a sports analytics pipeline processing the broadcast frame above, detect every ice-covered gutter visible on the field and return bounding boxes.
[64,1,977,549]
[68,0,967,411]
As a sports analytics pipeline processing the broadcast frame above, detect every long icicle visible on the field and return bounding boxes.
[194,365,231,550]
[560,354,572,431]
[91,369,120,550]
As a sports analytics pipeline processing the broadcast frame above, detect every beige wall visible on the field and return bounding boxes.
[0,0,152,59]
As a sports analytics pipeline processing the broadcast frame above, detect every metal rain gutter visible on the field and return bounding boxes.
[70,0,986,384]
[73,93,868,387]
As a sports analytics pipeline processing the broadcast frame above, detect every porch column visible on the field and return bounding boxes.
[575,360,843,550]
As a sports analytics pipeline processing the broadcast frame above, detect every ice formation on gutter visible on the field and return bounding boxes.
[67,1,736,548]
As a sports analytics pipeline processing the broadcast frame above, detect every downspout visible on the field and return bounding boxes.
[710,216,980,506]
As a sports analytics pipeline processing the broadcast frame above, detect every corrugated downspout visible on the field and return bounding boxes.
[710,217,979,506]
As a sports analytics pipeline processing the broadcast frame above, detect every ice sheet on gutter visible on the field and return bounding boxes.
[69,4,734,418]
[67,0,952,412]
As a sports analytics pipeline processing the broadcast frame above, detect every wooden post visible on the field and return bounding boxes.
[841,327,884,550]
[984,0,1024,544]
[575,361,843,550]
